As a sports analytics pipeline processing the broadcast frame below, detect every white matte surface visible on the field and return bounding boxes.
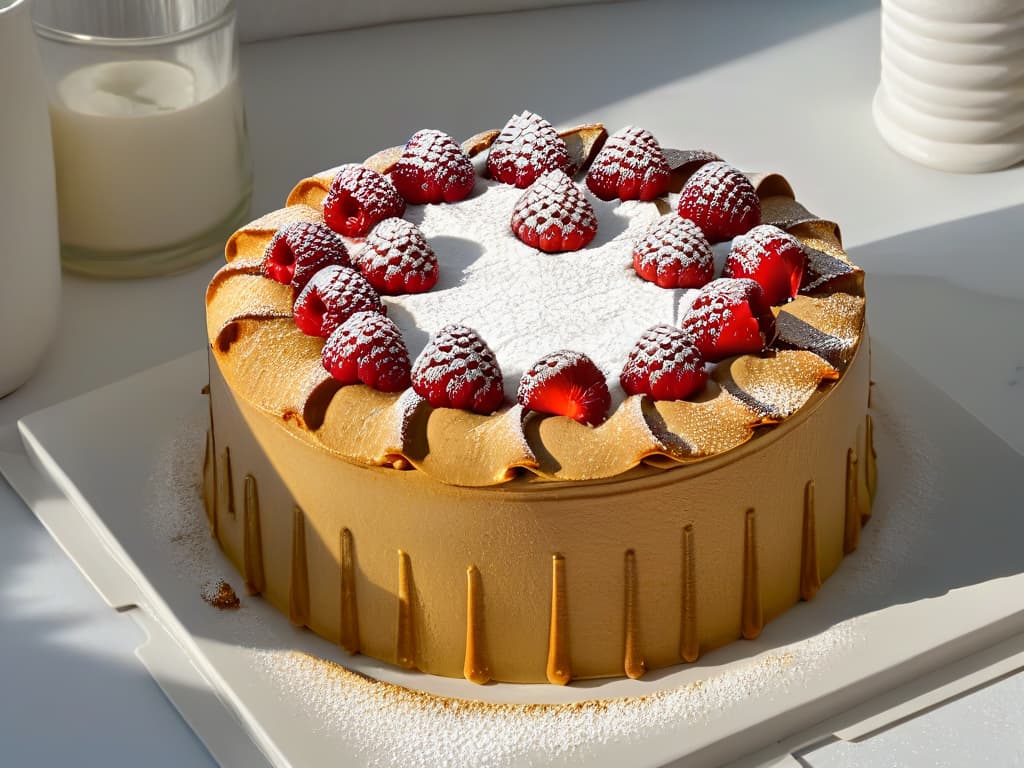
[1,0,1023,766]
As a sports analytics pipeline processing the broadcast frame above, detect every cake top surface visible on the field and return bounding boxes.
[396,179,671,406]
[207,116,866,487]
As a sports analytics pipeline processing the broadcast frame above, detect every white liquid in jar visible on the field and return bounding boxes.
[50,59,248,252]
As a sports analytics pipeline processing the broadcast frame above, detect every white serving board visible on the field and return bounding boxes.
[1,340,1023,768]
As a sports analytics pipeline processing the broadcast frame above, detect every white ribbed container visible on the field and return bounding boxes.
[873,0,1024,172]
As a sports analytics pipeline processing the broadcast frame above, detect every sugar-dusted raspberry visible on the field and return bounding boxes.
[632,215,714,289]
[680,277,776,362]
[411,324,504,413]
[354,218,439,295]
[487,111,571,189]
[261,221,351,291]
[676,161,761,244]
[292,265,384,338]
[510,170,597,253]
[586,125,671,202]
[517,350,611,426]
[723,224,806,305]
[322,310,411,392]
[390,129,476,205]
[620,324,707,401]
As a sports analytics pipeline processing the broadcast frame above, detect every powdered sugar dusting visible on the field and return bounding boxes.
[253,630,858,768]
[145,403,237,602]
[394,178,685,404]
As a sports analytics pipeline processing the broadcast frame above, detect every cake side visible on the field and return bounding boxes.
[203,336,872,683]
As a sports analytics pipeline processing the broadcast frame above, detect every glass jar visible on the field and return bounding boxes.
[33,0,253,277]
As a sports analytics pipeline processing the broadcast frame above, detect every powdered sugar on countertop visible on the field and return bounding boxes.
[254,628,856,768]
[391,178,693,404]
[145,408,234,599]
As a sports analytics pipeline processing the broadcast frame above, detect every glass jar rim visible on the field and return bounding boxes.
[32,0,235,47]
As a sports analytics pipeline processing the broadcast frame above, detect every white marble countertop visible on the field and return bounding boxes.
[1,0,1022,765]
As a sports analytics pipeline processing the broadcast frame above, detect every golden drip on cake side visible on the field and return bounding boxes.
[339,528,360,655]
[288,506,310,627]
[463,566,490,685]
[680,524,699,663]
[799,481,822,602]
[242,474,265,595]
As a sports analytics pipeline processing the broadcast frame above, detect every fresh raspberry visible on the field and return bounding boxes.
[322,311,411,392]
[676,161,761,244]
[322,164,406,238]
[632,215,714,289]
[510,170,597,253]
[517,350,611,426]
[620,324,708,401]
[585,125,671,202]
[354,218,439,295]
[292,265,384,338]
[411,324,504,413]
[487,111,571,189]
[390,129,476,205]
[722,224,806,306]
[681,278,776,362]
[261,221,352,291]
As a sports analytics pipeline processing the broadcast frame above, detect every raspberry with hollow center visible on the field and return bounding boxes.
[261,221,352,291]
[292,265,384,338]
[323,164,406,238]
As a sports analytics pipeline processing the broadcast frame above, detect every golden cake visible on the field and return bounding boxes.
[203,112,874,685]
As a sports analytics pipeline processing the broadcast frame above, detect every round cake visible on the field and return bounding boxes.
[203,112,874,684]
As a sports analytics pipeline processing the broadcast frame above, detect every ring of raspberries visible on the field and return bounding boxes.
[256,112,815,428]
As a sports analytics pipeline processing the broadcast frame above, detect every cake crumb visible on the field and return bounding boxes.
[202,580,240,610]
